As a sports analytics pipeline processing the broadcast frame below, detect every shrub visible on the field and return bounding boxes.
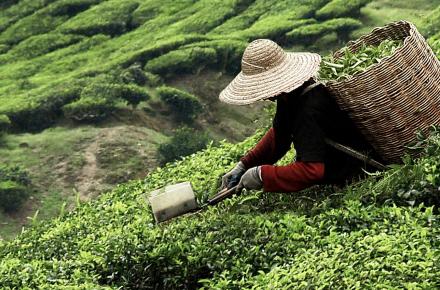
[60,75,150,121]
[7,81,85,131]
[46,0,103,17]
[143,72,162,87]
[158,127,210,165]
[162,0,242,35]
[7,103,58,132]
[237,17,317,43]
[421,6,440,37]
[0,180,29,212]
[118,83,150,108]
[156,86,202,122]
[0,165,31,186]
[130,0,194,27]
[429,36,440,57]
[0,44,9,54]
[62,81,120,122]
[74,34,111,53]
[118,63,162,86]
[316,0,372,20]
[62,96,115,122]
[119,63,147,85]
[144,47,218,77]
[210,0,277,35]
[0,12,65,45]
[183,39,247,73]
[0,0,57,33]
[120,34,207,67]
[57,0,139,36]
[286,17,362,44]
[0,0,19,10]
[211,0,325,41]
[0,114,11,134]
[9,33,84,59]
[0,165,31,212]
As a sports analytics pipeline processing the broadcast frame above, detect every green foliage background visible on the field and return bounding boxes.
[0,0,440,289]
[0,0,375,132]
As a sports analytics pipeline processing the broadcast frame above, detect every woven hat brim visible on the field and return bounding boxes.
[219,52,321,105]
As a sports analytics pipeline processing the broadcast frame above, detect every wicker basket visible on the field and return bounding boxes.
[326,20,440,164]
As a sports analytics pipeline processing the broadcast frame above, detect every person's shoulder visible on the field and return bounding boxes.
[307,82,328,96]
[302,82,330,104]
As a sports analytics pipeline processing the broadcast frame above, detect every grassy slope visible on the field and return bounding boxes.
[0,124,167,239]
[352,0,439,38]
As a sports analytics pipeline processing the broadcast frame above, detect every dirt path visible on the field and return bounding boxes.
[75,127,119,200]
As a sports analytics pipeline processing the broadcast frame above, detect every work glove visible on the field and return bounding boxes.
[236,166,263,194]
[221,161,246,189]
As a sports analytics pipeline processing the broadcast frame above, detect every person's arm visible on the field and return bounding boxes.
[260,161,324,192]
[240,127,291,169]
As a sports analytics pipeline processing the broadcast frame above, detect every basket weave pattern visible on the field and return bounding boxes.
[327,21,440,163]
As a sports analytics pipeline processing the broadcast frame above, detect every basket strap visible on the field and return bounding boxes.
[300,82,322,96]
[324,138,388,170]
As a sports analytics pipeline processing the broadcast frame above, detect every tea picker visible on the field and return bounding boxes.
[148,21,440,223]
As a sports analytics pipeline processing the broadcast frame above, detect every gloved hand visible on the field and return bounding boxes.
[236,166,263,194]
[221,161,246,189]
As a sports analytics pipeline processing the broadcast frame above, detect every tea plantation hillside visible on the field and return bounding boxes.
[0,0,375,132]
[0,0,409,239]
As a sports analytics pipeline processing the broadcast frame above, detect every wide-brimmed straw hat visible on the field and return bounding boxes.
[219,39,321,105]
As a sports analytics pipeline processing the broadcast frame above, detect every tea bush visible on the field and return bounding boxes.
[58,0,139,36]
[119,63,148,86]
[46,0,103,17]
[144,47,218,77]
[0,12,66,46]
[316,0,372,20]
[156,86,203,122]
[0,165,32,187]
[6,80,85,131]
[0,114,11,134]
[0,165,31,212]
[0,130,440,288]
[158,127,210,165]
[63,96,116,123]
[209,0,323,38]
[0,181,29,212]
[0,0,58,33]
[237,18,317,43]
[8,33,84,59]
[117,83,151,108]
[183,39,248,73]
[209,0,271,35]
[156,0,248,36]
[120,34,208,67]
[286,18,362,44]
[61,78,150,121]
[0,0,19,10]
[0,44,9,54]
[421,6,440,37]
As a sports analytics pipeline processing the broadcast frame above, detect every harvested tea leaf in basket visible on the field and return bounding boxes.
[318,39,403,82]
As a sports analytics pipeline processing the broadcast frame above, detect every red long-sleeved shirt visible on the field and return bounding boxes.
[241,127,325,192]
[240,83,376,192]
